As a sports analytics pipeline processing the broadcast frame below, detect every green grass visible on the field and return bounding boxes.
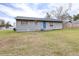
[0,29,79,55]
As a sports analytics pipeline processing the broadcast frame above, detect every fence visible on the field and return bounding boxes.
[64,21,79,28]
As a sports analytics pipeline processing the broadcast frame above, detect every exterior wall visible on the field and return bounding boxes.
[52,23,63,29]
[16,20,43,32]
[16,20,63,32]
[45,22,63,30]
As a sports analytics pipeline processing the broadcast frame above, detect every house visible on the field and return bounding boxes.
[15,16,63,32]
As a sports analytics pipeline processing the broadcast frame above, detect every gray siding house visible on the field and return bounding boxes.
[15,16,63,32]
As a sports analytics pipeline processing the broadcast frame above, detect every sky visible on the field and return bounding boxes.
[0,3,79,25]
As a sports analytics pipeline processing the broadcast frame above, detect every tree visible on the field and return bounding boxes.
[45,12,51,19]
[73,14,79,21]
[0,19,5,27]
[5,21,12,28]
[46,3,72,21]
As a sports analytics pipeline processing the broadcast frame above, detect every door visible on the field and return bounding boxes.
[43,22,46,29]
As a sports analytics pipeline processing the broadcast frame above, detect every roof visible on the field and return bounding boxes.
[15,16,62,22]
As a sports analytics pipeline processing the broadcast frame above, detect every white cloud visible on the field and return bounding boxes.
[0,0,79,3]
[47,3,79,16]
[0,3,45,25]
[11,3,42,17]
[0,4,43,17]
[1,3,79,25]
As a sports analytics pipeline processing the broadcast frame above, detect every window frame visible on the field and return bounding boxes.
[50,22,53,26]
[21,20,28,25]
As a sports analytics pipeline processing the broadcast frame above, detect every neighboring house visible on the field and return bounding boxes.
[15,16,63,32]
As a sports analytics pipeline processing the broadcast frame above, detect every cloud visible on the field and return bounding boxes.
[0,3,23,11]
[0,3,49,26]
[0,3,79,25]
[48,3,79,16]
[0,3,46,25]
[11,3,41,17]
[0,3,44,17]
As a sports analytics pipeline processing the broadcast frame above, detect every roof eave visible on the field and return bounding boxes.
[15,16,62,22]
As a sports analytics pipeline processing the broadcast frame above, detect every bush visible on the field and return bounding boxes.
[13,28,16,31]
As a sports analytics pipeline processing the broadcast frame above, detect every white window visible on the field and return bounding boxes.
[50,22,53,26]
[35,21,38,25]
[21,21,28,25]
[17,20,21,24]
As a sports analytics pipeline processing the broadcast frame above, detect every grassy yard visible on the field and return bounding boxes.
[0,29,79,56]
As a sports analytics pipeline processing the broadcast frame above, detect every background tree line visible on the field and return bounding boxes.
[0,20,12,28]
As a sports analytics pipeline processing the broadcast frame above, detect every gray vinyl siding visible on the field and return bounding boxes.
[16,20,63,32]
[16,21,43,32]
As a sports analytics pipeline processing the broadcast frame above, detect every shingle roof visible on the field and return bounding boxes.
[15,16,62,22]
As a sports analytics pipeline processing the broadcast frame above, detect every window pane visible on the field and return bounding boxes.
[50,22,53,26]
[21,21,28,24]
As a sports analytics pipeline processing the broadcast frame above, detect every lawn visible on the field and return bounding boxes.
[0,29,79,56]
